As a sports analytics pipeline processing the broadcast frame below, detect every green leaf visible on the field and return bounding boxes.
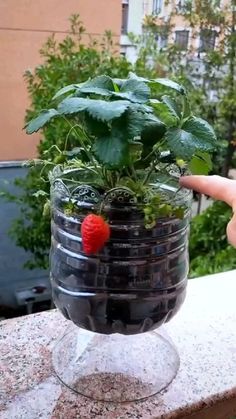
[150,78,186,95]
[76,75,115,96]
[112,79,150,103]
[128,73,186,96]
[165,116,217,159]
[58,98,130,121]
[25,109,59,134]
[141,115,166,145]
[81,75,114,90]
[162,95,181,118]
[84,114,109,136]
[112,78,126,88]
[52,84,81,100]
[93,132,129,168]
[58,97,90,114]
[77,87,112,96]
[189,152,213,175]
[183,96,191,118]
[128,72,149,82]
[125,109,146,138]
[86,100,130,122]
[131,103,153,113]
[124,109,165,140]
[150,99,179,126]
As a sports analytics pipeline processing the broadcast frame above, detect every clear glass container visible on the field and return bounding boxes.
[50,168,192,401]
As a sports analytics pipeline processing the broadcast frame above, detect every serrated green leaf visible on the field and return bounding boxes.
[93,132,129,168]
[183,96,191,118]
[150,99,179,126]
[112,79,150,103]
[124,109,165,140]
[197,151,212,169]
[76,86,112,96]
[141,115,166,144]
[52,84,81,100]
[58,97,90,115]
[128,72,149,82]
[162,95,181,118]
[165,116,216,159]
[87,100,130,122]
[25,109,59,134]
[58,97,130,121]
[125,109,146,138]
[189,152,212,175]
[84,114,109,136]
[183,117,216,145]
[131,103,153,113]
[81,75,114,91]
[75,75,115,96]
[150,78,186,95]
[128,73,186,96]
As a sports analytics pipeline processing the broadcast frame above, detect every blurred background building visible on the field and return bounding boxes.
[0,0,122,161]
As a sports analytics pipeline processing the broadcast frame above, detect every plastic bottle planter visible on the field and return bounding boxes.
[50,170,192,401]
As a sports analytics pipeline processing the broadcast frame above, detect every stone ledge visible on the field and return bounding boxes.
[1,270,236,418]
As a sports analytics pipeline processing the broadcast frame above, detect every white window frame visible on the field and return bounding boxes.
[121,2,129,35]
[176,0,187,12]
[155,33,168,50]
[152,0,163,15]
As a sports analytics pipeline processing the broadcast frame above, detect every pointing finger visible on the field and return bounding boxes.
[179,175,236,209]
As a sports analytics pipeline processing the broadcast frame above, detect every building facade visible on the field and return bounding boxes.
[0,0,121,161]
[120,0,231,63]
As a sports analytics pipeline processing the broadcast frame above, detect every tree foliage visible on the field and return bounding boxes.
[6,15,132,269]
[189,201,236,277]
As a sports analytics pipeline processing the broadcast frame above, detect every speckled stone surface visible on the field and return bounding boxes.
[1,270,236,419]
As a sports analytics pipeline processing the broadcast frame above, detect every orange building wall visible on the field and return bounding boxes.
[0,0,121,161]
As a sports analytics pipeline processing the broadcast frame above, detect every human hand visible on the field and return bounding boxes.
[179,175,236,247]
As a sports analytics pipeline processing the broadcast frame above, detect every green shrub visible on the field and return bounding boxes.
[6,16,132,269]
[189,200,236,277]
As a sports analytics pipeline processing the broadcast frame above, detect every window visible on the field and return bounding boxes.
[120,46,127,57]
[155,33,168,49]
[175,30,189,50]
[199,29,217,52]
[176,0,187,12]
[121,3,129,34]
[153,0,163,15]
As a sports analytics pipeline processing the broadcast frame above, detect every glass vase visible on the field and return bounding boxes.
[50,168,191,401]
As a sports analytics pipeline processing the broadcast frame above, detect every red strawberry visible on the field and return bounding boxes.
[81,214,110,255]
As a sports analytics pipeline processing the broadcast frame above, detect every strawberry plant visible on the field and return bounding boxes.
[25,72,216,236]
[24,73,217,339]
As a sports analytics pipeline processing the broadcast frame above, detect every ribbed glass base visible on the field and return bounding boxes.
[52,324,180,402]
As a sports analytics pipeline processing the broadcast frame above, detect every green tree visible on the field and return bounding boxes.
[132,0,236,175]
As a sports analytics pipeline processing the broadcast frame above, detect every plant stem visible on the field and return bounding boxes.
[130,164,138,181]
[142,162,156,185]
[63,118,105,182]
